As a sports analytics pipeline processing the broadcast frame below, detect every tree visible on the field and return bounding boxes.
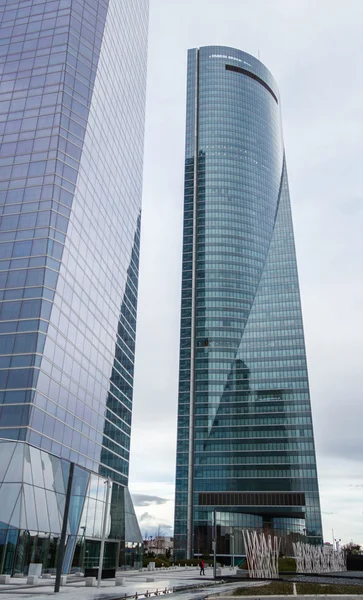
[342,542,361,555]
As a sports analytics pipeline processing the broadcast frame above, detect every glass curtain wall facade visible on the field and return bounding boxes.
[0,0,148,574]
[174,46,322,561]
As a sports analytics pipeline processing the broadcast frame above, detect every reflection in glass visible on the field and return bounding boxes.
[174,46,323,559]
[0,0,148,576]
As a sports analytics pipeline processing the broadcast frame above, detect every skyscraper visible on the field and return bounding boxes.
[174,46,322,561]
[0,0,148,575]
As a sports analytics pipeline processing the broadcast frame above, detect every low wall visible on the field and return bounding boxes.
[347,555,363,571]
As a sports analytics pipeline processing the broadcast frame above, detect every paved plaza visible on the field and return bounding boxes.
[0,566,258,600]
[1,566,363,600]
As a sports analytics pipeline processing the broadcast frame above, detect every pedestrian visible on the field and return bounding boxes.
[199,559,205,576]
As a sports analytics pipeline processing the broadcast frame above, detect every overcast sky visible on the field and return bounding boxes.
[129,0,363,546]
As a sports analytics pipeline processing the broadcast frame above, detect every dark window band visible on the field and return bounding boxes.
[199,491,305,507]
[225,64,278,104]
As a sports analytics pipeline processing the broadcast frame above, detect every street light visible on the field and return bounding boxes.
[80,526,86,574]
[213,509,217,579]
[230,533,235,568]
[97,478,112,588]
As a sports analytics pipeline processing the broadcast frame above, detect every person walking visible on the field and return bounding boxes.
[199,559,205,575]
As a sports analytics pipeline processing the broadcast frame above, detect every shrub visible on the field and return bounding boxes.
[278,557,296,572]
[142,557,170,568]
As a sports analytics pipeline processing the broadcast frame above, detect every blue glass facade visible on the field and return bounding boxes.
[0,0,148,574]
[174,47,322,560]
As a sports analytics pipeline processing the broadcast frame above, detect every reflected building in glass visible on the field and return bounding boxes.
[174,46,322,560]
[0,0,148,574]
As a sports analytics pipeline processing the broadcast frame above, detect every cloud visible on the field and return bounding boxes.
[138,512,174,538]
[130,0,363,547]
[132,494,168,507]
[140,512,154,522]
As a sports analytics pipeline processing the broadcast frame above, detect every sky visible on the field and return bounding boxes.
[129,0,363,547]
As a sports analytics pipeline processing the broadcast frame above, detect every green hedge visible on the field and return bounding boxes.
[142,557,170,568]
[278,557,296,572]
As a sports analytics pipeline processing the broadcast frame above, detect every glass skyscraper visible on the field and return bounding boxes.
[174,46,322,561]
[0,0,148,575]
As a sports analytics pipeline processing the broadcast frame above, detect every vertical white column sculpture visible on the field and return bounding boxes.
[242,530,280,579]
[292,541,346,574]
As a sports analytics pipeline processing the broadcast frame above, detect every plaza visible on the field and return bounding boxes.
[0,565,257,600]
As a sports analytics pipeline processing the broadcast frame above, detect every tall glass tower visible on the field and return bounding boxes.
[0,0,148,575]
[174,46,322,561]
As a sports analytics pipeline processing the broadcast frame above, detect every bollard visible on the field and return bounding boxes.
[60,575,67,586]
[27,575,38,585]
[115,576,126,586]
[0,575,10,584]
[85,577,96,587]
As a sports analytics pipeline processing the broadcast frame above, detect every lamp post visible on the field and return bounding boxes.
[97,478,112,588]
[55,462,74,593]
[213,509,217,579]
[80,526,86,574]
[230,533,235,568]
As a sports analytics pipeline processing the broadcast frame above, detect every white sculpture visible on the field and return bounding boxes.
[242,530,280,579]
[292,541,346,573]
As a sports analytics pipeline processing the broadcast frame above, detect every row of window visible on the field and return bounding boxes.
[189,368,308,381]
[193,416,312,427]
[198,119,280,143]
[194,289,299,303]
[191,358,307,369]
[193,404,312,416]
[196,210,275,227]
[178,391,310,403]
[194,338,305,350]
[198,491,306,507]
[192,468,317,479]
[193,441,315,452]
[0,181,73,206]
[196,454,316,466]
[194,311,303,325]
[192,368,308,379]
[194,428,313,440]
[191,350,306,362]
[190,478,320,494]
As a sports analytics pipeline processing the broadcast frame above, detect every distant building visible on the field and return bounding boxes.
[144,536,174,556]
[0,0,148,575]
[174,46,323,560]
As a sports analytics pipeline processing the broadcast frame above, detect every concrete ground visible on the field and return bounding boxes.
[1,567,363,600]
[0,565,259,600]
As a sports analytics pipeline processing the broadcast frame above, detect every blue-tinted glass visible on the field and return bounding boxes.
[174,46,323,560]
[0,0,148,575]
